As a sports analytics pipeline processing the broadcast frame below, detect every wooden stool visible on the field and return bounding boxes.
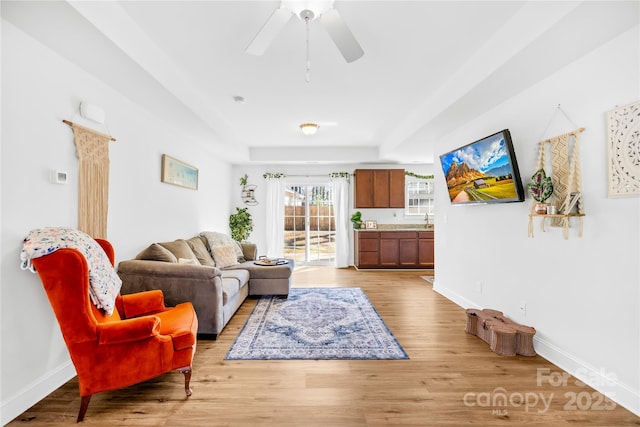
[513,325,536,356]
[465,308,505,344]
[465,308,536,356]
[489,324,517,357]
[465,309,481,335]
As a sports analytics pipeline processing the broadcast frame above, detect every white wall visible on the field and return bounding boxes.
[433,27,639,415]
[1,21,232,424]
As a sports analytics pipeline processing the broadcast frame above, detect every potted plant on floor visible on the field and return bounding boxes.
[527,169,554,214]
[229,207,253,241]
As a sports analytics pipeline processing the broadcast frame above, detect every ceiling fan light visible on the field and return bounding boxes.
[300,123,319,135]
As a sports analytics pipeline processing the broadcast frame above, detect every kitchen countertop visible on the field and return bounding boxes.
[355,224,434,232]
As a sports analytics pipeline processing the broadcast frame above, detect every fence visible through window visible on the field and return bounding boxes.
[405,180,434,223]
[284,185,335,264]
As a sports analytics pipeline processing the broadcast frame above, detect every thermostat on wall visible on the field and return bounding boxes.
[52,170,68,184]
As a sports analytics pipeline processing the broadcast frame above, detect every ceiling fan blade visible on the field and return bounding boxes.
[246,7,292,56]
[319,8,364,63]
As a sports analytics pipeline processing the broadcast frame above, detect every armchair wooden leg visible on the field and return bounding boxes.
[77,395,91,422]
[178,367,192,397]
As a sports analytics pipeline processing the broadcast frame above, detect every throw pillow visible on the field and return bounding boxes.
[200,231,244,260]
[178,258,198,265]
[186,236,216,266]
[158,239,200,264]
[135,243,177,263]
[210,244,239,268]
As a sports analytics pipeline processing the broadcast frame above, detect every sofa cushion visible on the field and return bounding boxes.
[135,243,177,263]
[200,231,244,261]
[210,244,239,268]
[158,240,200,264]
[220,270,250,305]
[186,236,216,267]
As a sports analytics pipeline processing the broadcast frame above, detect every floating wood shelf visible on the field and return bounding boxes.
[528,213,585,239]
[528,213,585,218]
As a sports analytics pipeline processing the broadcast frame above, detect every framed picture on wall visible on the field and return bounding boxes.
[161,154,198,190]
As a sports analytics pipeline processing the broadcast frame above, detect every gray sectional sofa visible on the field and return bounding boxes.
[117,232,293,339]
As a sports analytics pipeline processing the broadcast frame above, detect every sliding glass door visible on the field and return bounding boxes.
[284,185,335,264]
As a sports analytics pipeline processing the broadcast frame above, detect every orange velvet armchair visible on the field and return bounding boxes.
[31,239,198,422]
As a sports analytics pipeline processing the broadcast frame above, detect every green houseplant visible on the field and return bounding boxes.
[527,169,554,213]
[229,207,253,241]
[351,211,363,229]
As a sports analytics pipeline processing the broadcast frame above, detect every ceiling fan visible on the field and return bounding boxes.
[246,0,364,63]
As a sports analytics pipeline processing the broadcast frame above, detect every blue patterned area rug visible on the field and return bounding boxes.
[225,287,408,360]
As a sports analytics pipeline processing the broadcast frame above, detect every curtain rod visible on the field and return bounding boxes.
[63,120,116,141]
[286,174,353,178]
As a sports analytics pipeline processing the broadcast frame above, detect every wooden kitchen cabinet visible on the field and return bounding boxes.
[380,232,417,267]
[355,230,431,269]
[418,231,435,268]
[354,169,374,208]
[399,237,419,266]
[379,235,398,267]
[354,169,405,208]
[389,169,406,208]
[354,231,379,268]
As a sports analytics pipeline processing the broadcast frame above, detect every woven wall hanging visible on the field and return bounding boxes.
[528,128,585,239]
[64,120,116,239]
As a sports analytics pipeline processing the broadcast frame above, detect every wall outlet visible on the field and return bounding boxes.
[476,281,483,293]
[519,301,527,316]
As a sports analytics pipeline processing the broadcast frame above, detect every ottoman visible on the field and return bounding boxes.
[236,259,294,297]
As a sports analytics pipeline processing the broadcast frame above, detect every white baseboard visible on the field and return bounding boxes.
[1,361,75,425]
[432,282,640,417]
[533,336,640,416]
[433,281,480,310]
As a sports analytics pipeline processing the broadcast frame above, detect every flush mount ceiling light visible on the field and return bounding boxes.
[300,123,319,136]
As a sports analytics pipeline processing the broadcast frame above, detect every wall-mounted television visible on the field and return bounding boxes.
[439,129,525,205]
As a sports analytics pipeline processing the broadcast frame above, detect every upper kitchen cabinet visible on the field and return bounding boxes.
[354,169,374,208]
[388,169,405,208]
[354,169,405,208]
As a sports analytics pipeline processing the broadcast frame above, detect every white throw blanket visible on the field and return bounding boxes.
[20,227,122,315]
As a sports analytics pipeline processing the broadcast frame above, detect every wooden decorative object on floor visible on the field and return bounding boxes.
[465,308,536,356]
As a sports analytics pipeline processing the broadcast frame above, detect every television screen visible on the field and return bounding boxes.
[439,129,525,205]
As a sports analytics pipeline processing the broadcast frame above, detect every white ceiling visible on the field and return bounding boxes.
[3,1,637,164]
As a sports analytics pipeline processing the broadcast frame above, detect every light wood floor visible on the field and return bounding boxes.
[10,267,640,426]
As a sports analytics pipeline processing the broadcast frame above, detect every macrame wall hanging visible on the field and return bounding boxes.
[528,106,585,239]
[64,120,116,239]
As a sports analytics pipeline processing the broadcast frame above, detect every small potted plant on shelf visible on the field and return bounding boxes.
[351,211,363,229]
[527,169,554,214]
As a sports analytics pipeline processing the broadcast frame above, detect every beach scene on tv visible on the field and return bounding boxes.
[440,132,519,203]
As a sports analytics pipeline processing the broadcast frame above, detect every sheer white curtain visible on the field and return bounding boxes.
[331,174,351,268]
[264,174,286,258]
